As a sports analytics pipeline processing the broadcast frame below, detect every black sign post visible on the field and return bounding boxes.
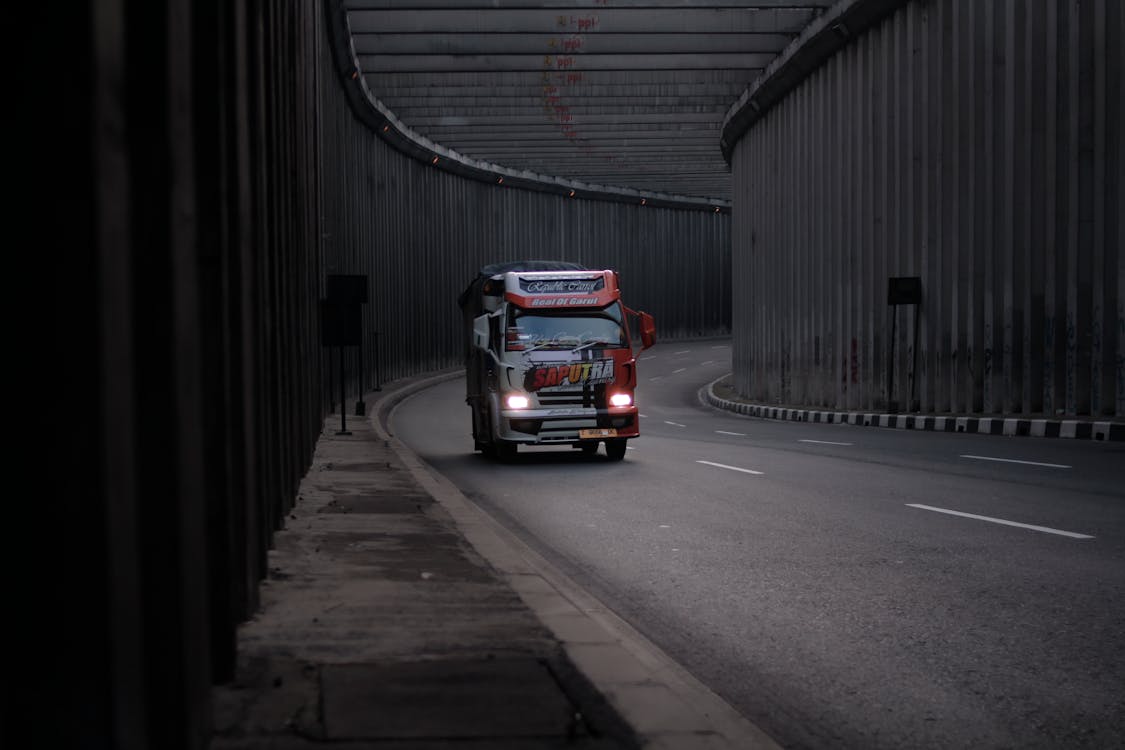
[373,331,382,393]
[322,275,369,434]
[886,276,922,413]
[338,342,348,434]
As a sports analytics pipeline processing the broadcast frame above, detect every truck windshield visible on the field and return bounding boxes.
[505,305,627,352]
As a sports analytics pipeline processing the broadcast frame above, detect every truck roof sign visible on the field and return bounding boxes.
[519,277,605,294]
[503,270,619,309]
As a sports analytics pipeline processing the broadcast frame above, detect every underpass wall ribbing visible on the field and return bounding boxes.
[318,58,730,394]
[55,0,731,745]
[58,1,326,747]
[730,0,1122,417]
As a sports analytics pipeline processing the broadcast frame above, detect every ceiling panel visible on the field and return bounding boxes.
[344,1,835,201]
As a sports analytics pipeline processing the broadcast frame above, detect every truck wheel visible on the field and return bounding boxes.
[605,439,627,461]
[495,441,517,462]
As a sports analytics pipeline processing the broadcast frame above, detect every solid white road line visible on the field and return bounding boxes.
[716,430,746,436]
[697,460,764,476]
[799,439,854,446]
[961,454,1071,469]
[665,420,686,427]
[906,504,1094,539]
[672,368,686,374]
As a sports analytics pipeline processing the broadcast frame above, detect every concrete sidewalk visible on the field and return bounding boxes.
[211,373,776,749]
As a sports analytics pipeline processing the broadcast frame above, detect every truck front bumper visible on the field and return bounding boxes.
[497,405,638,444]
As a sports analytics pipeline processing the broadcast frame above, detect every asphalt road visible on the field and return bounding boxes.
[390,341,1125,749]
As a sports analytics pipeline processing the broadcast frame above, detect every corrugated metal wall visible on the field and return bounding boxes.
[729,0,1122,417]
[52,1,324,747]
[318,41,731,395]
[52,0,729,747]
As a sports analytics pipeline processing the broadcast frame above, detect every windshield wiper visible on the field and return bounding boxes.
[571,339,618,352]
[522,339,579,353]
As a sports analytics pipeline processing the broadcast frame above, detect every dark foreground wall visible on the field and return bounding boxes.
[49,2,324,748]
[43,1,728,748]
[727,0,1121,417]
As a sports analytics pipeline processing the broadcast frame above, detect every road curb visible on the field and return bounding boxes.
[702,374,1124,442]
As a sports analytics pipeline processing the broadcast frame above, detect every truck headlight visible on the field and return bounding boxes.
[506,394,531,409]
[609,393,633,407]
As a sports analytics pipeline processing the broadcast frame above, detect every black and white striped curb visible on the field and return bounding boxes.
[705,382,1124,443]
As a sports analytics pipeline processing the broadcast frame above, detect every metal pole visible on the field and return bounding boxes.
[374,331,382,391]
[910,304,920,411]
[887,307,897,412]
[355,334,366,415]
[337,345,350,435]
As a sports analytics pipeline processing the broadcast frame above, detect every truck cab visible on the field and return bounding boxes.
[460,262,655,461]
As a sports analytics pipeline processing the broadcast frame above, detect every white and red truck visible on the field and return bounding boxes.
[459,261,656,460]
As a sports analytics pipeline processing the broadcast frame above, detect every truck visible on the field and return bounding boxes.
[459,261,656,461]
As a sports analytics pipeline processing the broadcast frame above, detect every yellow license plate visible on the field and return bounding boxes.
[579,428,617,439]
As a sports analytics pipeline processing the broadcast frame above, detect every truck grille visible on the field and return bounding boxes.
[536,389,593,407]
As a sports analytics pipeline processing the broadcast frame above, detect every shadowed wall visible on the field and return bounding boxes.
[727,0,1121,417]
[48,1,728,748]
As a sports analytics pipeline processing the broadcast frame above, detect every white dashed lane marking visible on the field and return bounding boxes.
[696,460,764,476]
[716,430,745,436]
[672,368,686,374]
[799,439,853,446]
[664,420,686,427]
[960,454,1071,469]
[674,350,691,355]
[906,504,1093,539]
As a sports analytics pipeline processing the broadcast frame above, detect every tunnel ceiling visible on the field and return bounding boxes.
[344,0,833,202]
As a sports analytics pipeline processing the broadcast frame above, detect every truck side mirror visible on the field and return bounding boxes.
[639,312,656,350]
